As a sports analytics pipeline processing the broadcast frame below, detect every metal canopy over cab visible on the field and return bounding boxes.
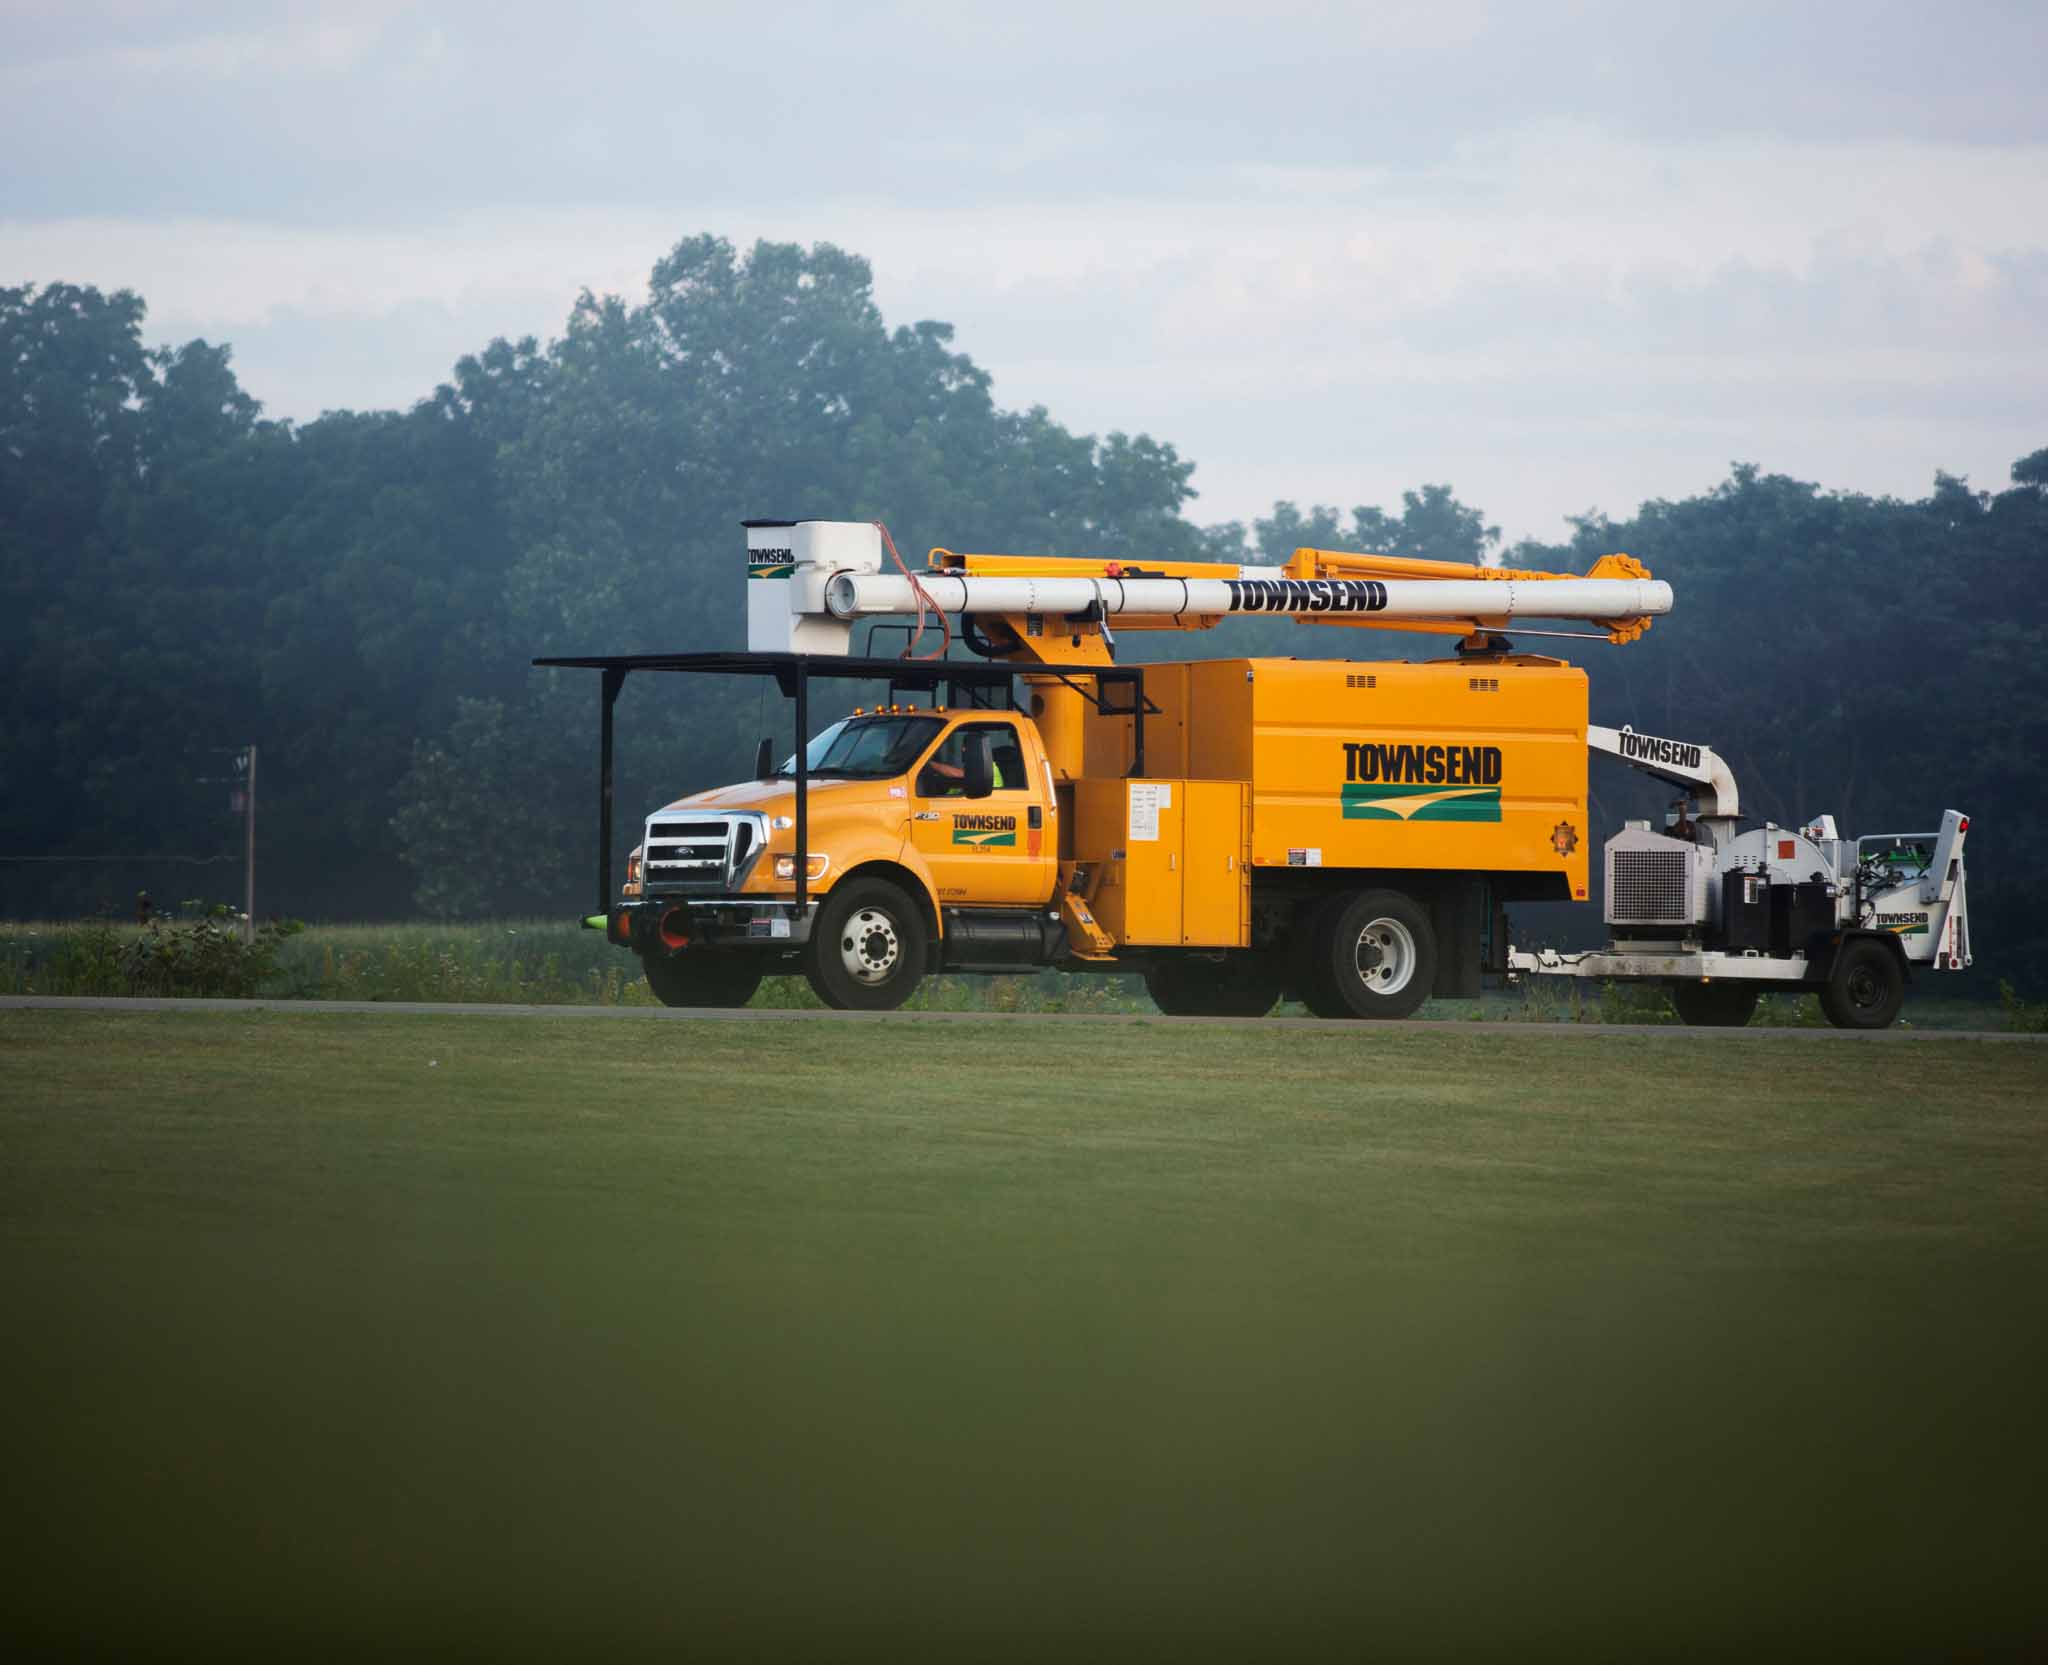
[530,649,1149,919]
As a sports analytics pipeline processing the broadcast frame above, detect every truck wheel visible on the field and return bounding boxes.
[1668,981,1758,1027]
[1286,901,1343,1016]
[642,952,763,1009]
[1306,889,1437,1020]
[1145,957,1281,1018]
[805,877,929,1010]
[1819,939,1904,1030]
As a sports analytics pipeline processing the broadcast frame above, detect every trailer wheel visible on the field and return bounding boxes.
[1304,889,1437,1020]
[641,952,763,1009]
[1819,939,1904,1030]
[1668,981,1759,1027]
[805,877,929,1010]
[1144,956,1281,1018]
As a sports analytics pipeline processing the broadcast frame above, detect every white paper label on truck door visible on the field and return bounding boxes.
[1128,782,1170,842]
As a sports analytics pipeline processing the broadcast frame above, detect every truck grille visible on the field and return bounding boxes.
[641,812,766,893]
[1608,848,1691,925]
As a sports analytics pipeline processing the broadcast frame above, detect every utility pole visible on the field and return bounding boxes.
[204,745,260,938]
[242,745,257,944]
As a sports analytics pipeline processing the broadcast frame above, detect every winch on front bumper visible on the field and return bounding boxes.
[607,896,817,953]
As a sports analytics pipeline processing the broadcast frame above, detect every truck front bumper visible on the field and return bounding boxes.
[610,897,818,953]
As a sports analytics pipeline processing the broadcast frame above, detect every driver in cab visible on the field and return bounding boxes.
[918,729,1020,796]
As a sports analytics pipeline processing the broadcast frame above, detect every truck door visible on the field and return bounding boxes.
[907,718,1055,906]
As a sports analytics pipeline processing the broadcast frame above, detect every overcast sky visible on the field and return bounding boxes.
[6,0,2044,543]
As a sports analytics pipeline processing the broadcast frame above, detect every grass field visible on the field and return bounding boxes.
[4,1009,2045,1657]
[1,913,2031,1027]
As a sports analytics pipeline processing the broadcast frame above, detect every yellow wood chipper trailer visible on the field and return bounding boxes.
[537,518,1967,1026]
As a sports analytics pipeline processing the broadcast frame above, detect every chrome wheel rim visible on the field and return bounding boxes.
[840,906,901,985]
[1352,916,1417,997]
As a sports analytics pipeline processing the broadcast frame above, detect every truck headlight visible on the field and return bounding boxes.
[774,854,830,880]
[622,849,642,897]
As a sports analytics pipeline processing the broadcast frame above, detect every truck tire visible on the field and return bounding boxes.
[1300,888,1437,1020]
[1286,901,1339,1016]
[1144,956,1281,1018]
[1668,980,1758,1027]
[642,952,763,1009]
[804,877,929,1010]
[1819,939,1904,1030]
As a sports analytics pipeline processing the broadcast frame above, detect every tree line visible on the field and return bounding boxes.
[3,238,2042,988]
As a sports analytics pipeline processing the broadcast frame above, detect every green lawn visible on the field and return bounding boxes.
[5,914,2029,1026]
[4,1010,2045,1657]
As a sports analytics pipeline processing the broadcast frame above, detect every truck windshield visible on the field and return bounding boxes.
[778,714,945,779]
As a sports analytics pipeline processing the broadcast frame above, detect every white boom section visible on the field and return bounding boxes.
[823,570,1673,630]
[1586,724,1740,819]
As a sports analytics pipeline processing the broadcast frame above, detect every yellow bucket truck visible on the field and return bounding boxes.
[538,519,1966,1027]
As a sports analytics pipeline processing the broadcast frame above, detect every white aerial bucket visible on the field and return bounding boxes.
[744,519,884,653]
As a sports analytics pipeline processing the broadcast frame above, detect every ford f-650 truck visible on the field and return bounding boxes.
[537,519,1967,1027]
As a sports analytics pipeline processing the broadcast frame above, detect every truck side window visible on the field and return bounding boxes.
[989,730,1027,792]
[917,722,1028,796]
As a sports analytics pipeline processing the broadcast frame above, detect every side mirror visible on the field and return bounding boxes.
[962,733,994,800]
[754,737,774,778]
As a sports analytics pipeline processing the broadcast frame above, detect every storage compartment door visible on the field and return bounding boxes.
[1117,780,1182,945]
[1180,781,1249,947]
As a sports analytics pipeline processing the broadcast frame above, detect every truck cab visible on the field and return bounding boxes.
[617,703,1061,1009]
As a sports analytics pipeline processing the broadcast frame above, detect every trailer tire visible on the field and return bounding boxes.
[1668,980,1759,1027]
[642,952,763,1009]
[1819,939,1904,1030]
[1303,889,1437,1020]
[805,877,929,1011]
[1144,956,1281,1018]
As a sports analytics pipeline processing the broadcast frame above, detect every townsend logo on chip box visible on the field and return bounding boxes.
[1340,741,1504,822]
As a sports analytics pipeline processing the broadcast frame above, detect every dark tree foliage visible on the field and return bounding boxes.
[1201,486,1502,569]
[0,243,1201,921]
[392,237,1207,915]
[0,257,2041,989]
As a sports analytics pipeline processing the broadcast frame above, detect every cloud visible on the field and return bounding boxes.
[7,1,2044,224]
[3,3,2044,539]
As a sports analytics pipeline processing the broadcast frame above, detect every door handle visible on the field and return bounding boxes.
[913,811,940,822]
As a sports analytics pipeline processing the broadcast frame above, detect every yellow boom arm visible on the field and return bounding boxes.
[927,545,1662,660]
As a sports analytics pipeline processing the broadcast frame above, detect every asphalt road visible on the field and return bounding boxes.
[2,994,2039,1040]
